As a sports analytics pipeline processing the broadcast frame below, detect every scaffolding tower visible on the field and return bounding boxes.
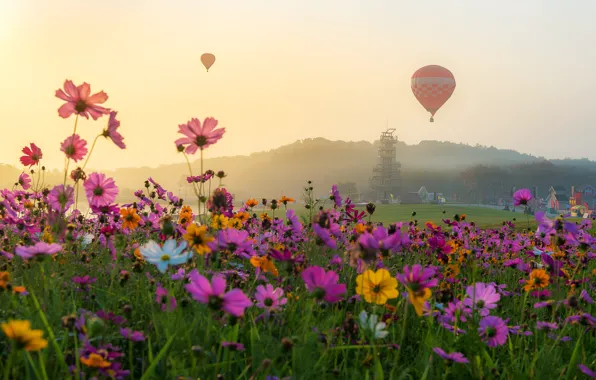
[370,128,401,202]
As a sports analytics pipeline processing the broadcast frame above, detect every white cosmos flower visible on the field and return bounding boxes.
[359,310,389,339]
[140,239,192,273]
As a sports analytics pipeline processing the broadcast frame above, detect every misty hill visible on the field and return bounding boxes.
[3,138,596,202]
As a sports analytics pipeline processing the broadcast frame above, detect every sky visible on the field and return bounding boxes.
[1,0,595,170]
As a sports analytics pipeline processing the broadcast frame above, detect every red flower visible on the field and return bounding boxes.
[20,143,42,167]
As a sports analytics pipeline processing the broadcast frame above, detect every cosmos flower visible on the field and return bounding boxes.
[175,117,225,154]
[523,269,550,292]
[47,184,75,212]
[102,111,126,149]
[183,224,214,255]
[301,266,346,303]
[463,282,500,316]
[478,316,508,347]
[120,328,145,342]
[513,188,533,206]
[20,143,42,167]
[139,239,192,273]
[83,172,119,207]
[120,207,141,231]
[254,284,287,312]
[60,134,88,162]
[18,173,31,190]
[356,268,399,305]
[1,320,48,351]
[396,264,438,316]
[185,270,252,317]
[358,310,389,339]
[55,80,109,120]
[15,242,62,260]
[432,347,469,364]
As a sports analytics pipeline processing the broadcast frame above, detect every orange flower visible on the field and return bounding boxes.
[178,208,194,227]
[279,196,295,205]
[523,269,550,292]
[0,272,10,289]
[260,213,271,222]
[120,208,141,230]
[354,223,366,234]
[12,286,27,294]
[250,256,279,277]
[81,353,111,368]
[2,320,48,351]
[245,198,259,208]
[133,248,145,263]
[233,211,250,222]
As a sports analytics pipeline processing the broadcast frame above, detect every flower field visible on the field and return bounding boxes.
[1,81,596,380]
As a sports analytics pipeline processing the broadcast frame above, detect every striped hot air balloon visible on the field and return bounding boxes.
[411,65,456,122]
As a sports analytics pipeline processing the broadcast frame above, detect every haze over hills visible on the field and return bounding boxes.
[2,138,596,202]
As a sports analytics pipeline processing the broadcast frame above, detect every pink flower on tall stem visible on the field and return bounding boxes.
[18,173,31,190]
[478,316,508,347]
[175,117,225,154]
[102,111,126,149]
[83,173,119,207]
[55,80,110,120]
[60,134,88,162]
[15,242,62,260]
[301,266,346,303]
[48,185,75,211]
[20,143,42,167]
[513,188,533,206]
[463,282,500,316]
[255,284,287,312]
[185,270,252,317]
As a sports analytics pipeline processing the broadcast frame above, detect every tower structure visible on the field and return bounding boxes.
[370,128,401,202]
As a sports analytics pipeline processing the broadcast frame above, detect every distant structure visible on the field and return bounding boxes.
[369,128,401,203]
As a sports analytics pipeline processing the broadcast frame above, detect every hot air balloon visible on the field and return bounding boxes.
[201,53,216,72]
[411,65,456,122]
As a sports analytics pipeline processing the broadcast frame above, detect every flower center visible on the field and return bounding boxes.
[161,254,170,261]
[373,285,381,294]
[75,100,87,113]
[193,235,203,246]
[486,327,497,338]
[58,192,69,206]
[476,300,485,308]
[208,295,223,310]
[65,145,75,156]
[264,298,274,307]
[313,287,326,300]
[93,187,104,196]
[195,135,208,147]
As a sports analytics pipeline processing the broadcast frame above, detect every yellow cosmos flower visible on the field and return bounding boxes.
[356,269,399,305]
[210,214,229,230]
[523,269,550,292]
[0,271,10,289]
[81,353,111,368]
[120,208,141,231]
[1,320,48,351]
[183,224,214,255]
[228,218,243,229]
[250,256,279,277]
[409,288,432,316]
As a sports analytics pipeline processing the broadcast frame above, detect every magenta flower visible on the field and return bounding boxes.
[221,342,245,351]
[330,184,342,208]
[18,173,31,190]
[432,347,469,364]
[120,328,146,342]
[15,242,62,260]
[55,80,109,120]
[579,364,596,379]
[463,283,500,316]
[301,266,346,303]
[396,264,438,290]
[175,117,225,154]
[20,143,42,167]
[478,316,508,347]
[185,270,252,317]
[156,285,177,312]
[72,276,97,291]
[102,111,126,149]
[83,172,119,207]
[48,184,74,212]
[255,284,287,312]
[513,188,533,206]
[60,134,88,162]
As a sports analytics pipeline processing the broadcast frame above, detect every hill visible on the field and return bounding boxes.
[3,138,596,202]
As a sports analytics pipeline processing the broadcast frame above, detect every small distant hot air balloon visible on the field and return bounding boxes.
[201,53,216,72]
[411,65,456,122]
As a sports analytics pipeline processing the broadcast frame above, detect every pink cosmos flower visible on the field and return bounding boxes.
[254,284,287,312]
[102,111,126,149]
[55,80,109,120]
[156,284,177,312]
[175,117,225,154]
[301,266,346,303]
[48,184,75,211]
[120,328,146,342]
[15,242,62,260]
[432,347,469,364]
[83,172,119,207]
[20,143,42,167]
[513,188,533,206]
[185,269,252,317]
[60,134,88,162]
[478,316,508,347]
[463,282,501,316]
[18,173,31,190]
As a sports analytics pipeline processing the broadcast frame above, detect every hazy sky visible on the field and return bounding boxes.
[1,0,595,170]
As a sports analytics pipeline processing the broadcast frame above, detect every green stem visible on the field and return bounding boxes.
[129,340,134,378]
[3,343,15,380]
[63,115,79,186]
[82,134,101,171]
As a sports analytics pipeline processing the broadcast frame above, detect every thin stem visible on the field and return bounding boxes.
[82,134,101,171]
[63,115,79,186]
[3,342,15,380]
[183,153,201,221]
